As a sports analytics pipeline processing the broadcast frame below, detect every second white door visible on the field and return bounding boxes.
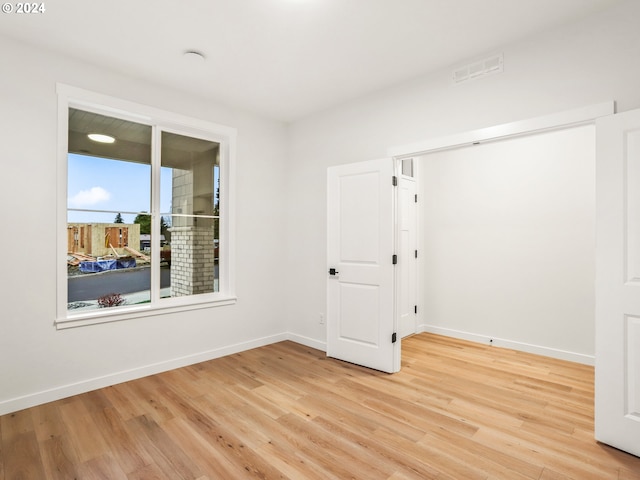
[595,108,640,457]
[398,159,418,338]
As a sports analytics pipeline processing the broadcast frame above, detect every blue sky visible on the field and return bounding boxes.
[67,153,172,223]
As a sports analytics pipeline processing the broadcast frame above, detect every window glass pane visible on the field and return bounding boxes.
[402,158,414,177]
[68,108,151,165]
[161,131,220,298]
[67,212,151,312]
[67,154,151,217]
[67,109,152,312]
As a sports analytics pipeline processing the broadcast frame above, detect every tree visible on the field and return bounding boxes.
[133,213,169,240]
[133,213,151,234]
[160,216,171,243]
[114,212,124,224]
[213,182,220,239]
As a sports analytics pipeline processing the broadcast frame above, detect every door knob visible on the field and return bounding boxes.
[329,268,339,276]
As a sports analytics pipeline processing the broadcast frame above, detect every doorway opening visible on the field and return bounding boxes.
[391,102,611,365]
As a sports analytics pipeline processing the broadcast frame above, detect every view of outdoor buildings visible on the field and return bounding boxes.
[67,109,220,313]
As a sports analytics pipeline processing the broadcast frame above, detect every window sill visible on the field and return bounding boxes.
[55,294,237,330]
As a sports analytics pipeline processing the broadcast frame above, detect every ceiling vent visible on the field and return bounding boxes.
[452,53,503,85]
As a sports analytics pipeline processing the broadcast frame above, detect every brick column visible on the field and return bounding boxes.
[169,225,215,296]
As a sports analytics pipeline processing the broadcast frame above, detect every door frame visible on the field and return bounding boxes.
[388,101,613,346]
[388,102,613,160]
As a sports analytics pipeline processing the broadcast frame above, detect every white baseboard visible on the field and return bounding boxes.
[286,333,327,352]
[0,333,289,416]
[418,324,594,366]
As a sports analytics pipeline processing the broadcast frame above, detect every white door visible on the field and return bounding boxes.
[398,159,418,338]
[327,158,400,373]
[595,108,640,457]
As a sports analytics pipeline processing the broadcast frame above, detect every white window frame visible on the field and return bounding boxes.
[56,84,237,329]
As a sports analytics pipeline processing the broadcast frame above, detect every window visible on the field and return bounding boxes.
[57,85,236,328]
[401,158,414,178]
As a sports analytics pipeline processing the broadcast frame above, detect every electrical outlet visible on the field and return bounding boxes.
[319,313,325,324]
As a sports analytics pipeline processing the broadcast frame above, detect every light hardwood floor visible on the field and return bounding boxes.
[1,333,639,479]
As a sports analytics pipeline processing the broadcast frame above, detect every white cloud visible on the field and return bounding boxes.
[68,186,111,207]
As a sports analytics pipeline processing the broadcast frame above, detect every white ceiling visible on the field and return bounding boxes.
[1,0,623,121]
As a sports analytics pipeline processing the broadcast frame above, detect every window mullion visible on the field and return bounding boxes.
[150,126,162,302]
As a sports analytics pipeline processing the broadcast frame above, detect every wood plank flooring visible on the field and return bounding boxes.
[2,333,639,479]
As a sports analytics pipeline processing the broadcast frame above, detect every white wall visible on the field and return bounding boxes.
[0,36,289,414]
[285,0,640,359]
[419,125,595,361]
[3,1,640,415]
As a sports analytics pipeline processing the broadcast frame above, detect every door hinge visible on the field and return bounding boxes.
[414,305,418,314]
[392,332,397,343]
[415,194,418,203]
[415,250,418,258]
[392,254,398,265]
[392,176,398,186]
